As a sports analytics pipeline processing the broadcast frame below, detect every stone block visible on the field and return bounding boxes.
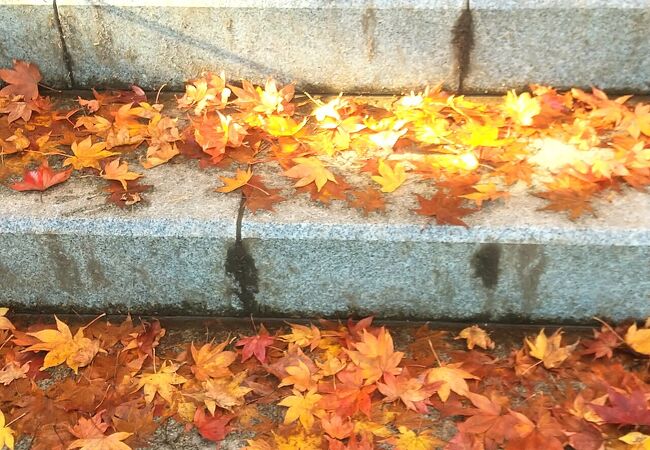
[465,0,650,93]
[0,163,242,315]
[55,0,464,92]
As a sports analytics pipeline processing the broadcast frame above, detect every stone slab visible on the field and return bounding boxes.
[465,0,650,93]
[54,0,464,92]
[241,163,650,323]
[0,0,70,88]
[0,162,242,315]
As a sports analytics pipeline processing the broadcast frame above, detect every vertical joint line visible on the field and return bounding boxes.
[235,192,245,243]
[52,0,75,88]
[451,0,474,93]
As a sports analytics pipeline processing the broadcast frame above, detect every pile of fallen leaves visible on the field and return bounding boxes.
[0,310,648,449]
[0,60,648,223]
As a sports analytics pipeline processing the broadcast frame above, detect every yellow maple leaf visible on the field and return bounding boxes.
[273,429,322,450]
[68,432,133,450]
[279,360,320,392]
[26,316,102,373]
[425,363,479,401]
[620,432,650,450]
[284,157,336,192]
[456,325,495,350]
[101,159,142,189]
[280,323,322,350]
[278,389,323,430]
[526,329,577,369]
[503,90,541,126]
[216,168,253,193]
[136,360,187,404]
[0,410,15,450]
[64,136,117,170]
[625,322,650,355]
[141,114,181,169]
[390,426,443,450]
[371,159,407,193]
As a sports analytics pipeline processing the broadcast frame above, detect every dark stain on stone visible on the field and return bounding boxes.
[361,6,377,61]
[86,256,108,288]
[225,194,261,314]
[44,235,82,294]
[472,243,501,289]
[451,0,474,92]
[0,262,18,288]
[516,245,546,313]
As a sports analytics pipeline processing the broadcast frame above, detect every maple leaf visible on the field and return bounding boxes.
[321,414,354,440]
[461,183,509,207]
[64,136,117,170]
[0,362,29,386]
[371,159,407,193]
[456,325,495,350]
[278,360,320,392]
[386,426,443,450]
[68,412,132,450]
[589,388,650,426]
[104,180,152,208]
[0,410,15,450]
[141,114,181,168]
[1,98,38,124]
[190,340,237,381]
[346,327,404,384]
[536,189,596,220]
[619,432,650,450]
[525,329,577,369]
[284,157,336,192]
[457,392,516,446]
[624,322,650,355]
[581,326,621,359]
[101,159,142,190]
[503,90,541,126]
[193,408,233,443]
[413,192,475,227]
[201,371,252,413]
[0,60,41,100]
[216,167,253,193]
[243,177,285,213]
[280,323,322,351]
[68,432,133,450]
[278,389,323,430]
[135,360,187,404]
[424,363,479,401]
[377,371,437,412]
[10,161,72,192]
[347,187,386,216]
[111,404,157,448]
[25,316,102,373]
[0,308,15,331]
[235,324,275,363]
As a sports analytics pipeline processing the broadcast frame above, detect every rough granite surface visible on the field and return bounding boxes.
[465,0,650,93]
[241,162,650,323]
[54,0,464,92]
[0,0,70,88]
[0,163,242,315]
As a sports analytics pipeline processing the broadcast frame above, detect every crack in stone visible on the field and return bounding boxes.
[52,0,75,87]
[451,0,474,92]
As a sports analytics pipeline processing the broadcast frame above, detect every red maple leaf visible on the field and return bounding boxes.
[193,408,233,443]
[413,191,476,227]
[10,161,72,192]
[235,324,275,364]
[589,388,650,426]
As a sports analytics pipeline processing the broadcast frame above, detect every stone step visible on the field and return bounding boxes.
[1,0,648,93]
[0,93,647,323]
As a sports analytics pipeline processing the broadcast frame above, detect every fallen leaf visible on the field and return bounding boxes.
[371,159,407,193]
[10,161,72,192]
